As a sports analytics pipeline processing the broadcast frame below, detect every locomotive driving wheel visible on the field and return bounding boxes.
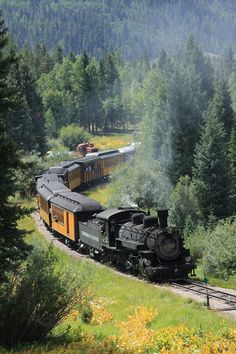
[138,257,152,278]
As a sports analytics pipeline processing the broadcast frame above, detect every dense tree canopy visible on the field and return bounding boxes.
[1,0,236,59]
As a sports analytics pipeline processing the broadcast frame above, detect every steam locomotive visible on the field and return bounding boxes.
[36,146,195,281]
[79,208,195,280]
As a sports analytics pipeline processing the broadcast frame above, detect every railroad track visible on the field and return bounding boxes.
[34,213,236,317]
[171,279,236,311]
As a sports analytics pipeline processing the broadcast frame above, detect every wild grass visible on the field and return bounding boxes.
[47,133,133,154]
[11,199,236,353]
[195,265,236,290]
[20,202,236,335]
[92,134,133,150]
[83,181,113,206]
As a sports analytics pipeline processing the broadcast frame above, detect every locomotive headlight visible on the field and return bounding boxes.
[144,258,152,267]
[185,256,191,263]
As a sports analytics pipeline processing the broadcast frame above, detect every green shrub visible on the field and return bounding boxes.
[109,157,171,210]
[185,225,207,262]
[169,176,202,231]
[186,217,236,279]
[15,152,47,198]
[203,217,236,279]
[59,124,92,150]
[81,305,93,324]
[0,245,89,347]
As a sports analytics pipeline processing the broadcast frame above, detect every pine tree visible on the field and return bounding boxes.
[164,66,205,183]
[6,49,47,154]
[6,87,34,151]
[33,43,53,79]
[45,108,57,138]
[73,51,101,131]
[178,36,214,103]
[211,79,236,141]
[141,39,214,184]
[229,128,236,212]
[68,50,76,63]
[18,54,47,154]
[73,51,91,129]
[53,44,64,65]
[0,13,29,280]
[193,97,231,219]
[98,53,120,131]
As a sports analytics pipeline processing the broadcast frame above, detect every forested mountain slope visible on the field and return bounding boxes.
[0,0,236,59]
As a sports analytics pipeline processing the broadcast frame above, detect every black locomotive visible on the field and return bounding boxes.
[36,146,195,281]
[79,208,195,280]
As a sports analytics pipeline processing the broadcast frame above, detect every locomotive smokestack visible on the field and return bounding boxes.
[157,209,168,228]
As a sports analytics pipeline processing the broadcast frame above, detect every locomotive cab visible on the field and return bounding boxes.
[79,208,144,252]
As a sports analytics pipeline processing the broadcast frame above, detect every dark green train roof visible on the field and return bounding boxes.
[96,207,139,221]
[48,166,68,176]
[50,191,103,213]
[37,181,70,201]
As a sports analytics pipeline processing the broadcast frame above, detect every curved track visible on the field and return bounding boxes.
[170,279,236,313]
[33,211,236,319]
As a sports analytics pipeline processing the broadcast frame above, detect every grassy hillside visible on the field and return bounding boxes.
[10,201,236,353]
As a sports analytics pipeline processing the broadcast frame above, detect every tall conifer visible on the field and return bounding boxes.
[193,96,231,219]
[212,79,235,141]
[0,13,29,280]
[229,128,236,212]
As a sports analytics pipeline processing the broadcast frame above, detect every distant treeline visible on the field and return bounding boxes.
[0,0,236,58]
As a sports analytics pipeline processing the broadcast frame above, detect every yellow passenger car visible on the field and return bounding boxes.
[50,191,103,242]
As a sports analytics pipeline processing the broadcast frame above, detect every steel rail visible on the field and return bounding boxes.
[171,279,236,309]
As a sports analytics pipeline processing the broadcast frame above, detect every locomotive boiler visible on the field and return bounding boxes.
[79,208,195,281]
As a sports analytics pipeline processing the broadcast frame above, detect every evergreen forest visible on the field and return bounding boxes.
[1,0,236,59]
[1,2,236,352]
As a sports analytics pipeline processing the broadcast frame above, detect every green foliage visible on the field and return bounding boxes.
[81,305,93,324]
[193,91,231,219]
[139,39,213,184]
[9,199,236,353]
[45,108,57,138]
[203,218,236,278]
[109,156,171,210]
[0,245,89,347]
[169,176,201,232]
[15,152,47,198]
[186,218,236,279]
[185,225,208,263]
[6,47,47,154]
[59,124,92,150]
[36,49,130,135]
[211,79,235,141]
[229,129,236,209]
[0,12,30,281]
[103,95,124,131]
